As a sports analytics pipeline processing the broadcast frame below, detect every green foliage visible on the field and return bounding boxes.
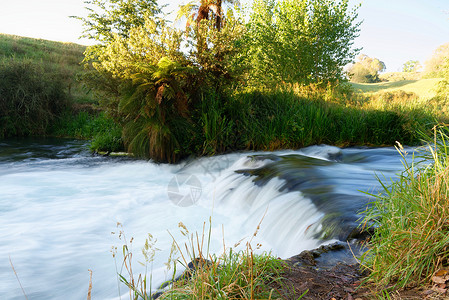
[118,57,196,162]
[184,13,246,92]
[0,57,69,138]
[242,0,361,87]
[51,111,124,152]
[75,0,162,43]
[402,60,421,73]
[78,0,247,161]
[360,126,449,289]
[76,0,434,161]
[349,54,386,83]
[424,42,449,78]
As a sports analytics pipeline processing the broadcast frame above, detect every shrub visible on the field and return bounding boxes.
[0,57,69,137]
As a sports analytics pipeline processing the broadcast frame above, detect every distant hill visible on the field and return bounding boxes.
[0,33,92,103]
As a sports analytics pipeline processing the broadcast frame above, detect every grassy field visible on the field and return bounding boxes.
[350,78,442,99]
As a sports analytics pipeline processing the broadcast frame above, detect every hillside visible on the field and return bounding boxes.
[0,33,91,103]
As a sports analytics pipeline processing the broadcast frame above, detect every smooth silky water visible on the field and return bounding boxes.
[0,138,406,299]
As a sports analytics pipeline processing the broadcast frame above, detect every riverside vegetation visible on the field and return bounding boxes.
[2,0,449,298]
[0,33,123,152]
[360,126,449,298]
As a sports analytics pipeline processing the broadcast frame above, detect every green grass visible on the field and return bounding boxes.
[115,221,288,300]
[210,88,435,153]
[360,125,449,291]
[0,33,121,147]
[0,33,94,104]
[350,78,442,99]
[50,111,124,152]
[0,57,70,138]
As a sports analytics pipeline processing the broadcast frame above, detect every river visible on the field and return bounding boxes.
[0,138,407,299]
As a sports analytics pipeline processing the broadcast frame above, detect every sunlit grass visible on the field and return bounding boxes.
[360,125,449,290]
[350,78,442,99]
[114,219,289,300]
[0,33,93,104]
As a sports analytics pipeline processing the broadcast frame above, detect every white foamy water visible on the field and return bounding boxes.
[0,140,405,299]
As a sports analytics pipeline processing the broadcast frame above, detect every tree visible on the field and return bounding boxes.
[119,57,197,162]
[177,0,239,31]
[348,54,385,83]
[75,0,162,43]
[402,60,421,73]
[241,0,361,87]
[77,0,244,161]
[424,43,449,77]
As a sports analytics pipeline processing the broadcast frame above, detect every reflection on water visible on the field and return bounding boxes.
[0,139,406,299]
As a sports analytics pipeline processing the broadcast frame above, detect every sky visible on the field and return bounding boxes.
[0,0,448,72]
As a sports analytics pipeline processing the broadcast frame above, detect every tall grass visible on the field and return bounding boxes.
[152,86,438,162]
[50,111,124,152]
[115,220,287,300]
[229,89,421,150]
[0,57,69,137]
[360,125,449,289]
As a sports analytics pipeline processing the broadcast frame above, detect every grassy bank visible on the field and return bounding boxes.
[191,85,442,158]
[360,125,449,295]
[0,33,91,102]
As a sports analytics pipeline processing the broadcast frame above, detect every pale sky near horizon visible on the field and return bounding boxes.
[0,0,448,72]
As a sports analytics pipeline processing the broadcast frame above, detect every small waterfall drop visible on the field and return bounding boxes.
[0,139,405,299]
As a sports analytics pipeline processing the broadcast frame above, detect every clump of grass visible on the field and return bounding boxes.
[360,125,449,290]
[0,57,69,138]
[115,219,287,300]
[162,221,285,300]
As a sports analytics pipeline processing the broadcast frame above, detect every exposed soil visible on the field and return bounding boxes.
[274,242,449,300]
[276,261,365,299]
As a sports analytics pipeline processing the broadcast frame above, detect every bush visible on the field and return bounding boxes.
[0,57,69,137]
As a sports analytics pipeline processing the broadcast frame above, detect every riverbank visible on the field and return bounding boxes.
[280,243,446,299]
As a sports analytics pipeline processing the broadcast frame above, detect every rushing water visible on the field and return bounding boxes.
[0,138,407,299]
